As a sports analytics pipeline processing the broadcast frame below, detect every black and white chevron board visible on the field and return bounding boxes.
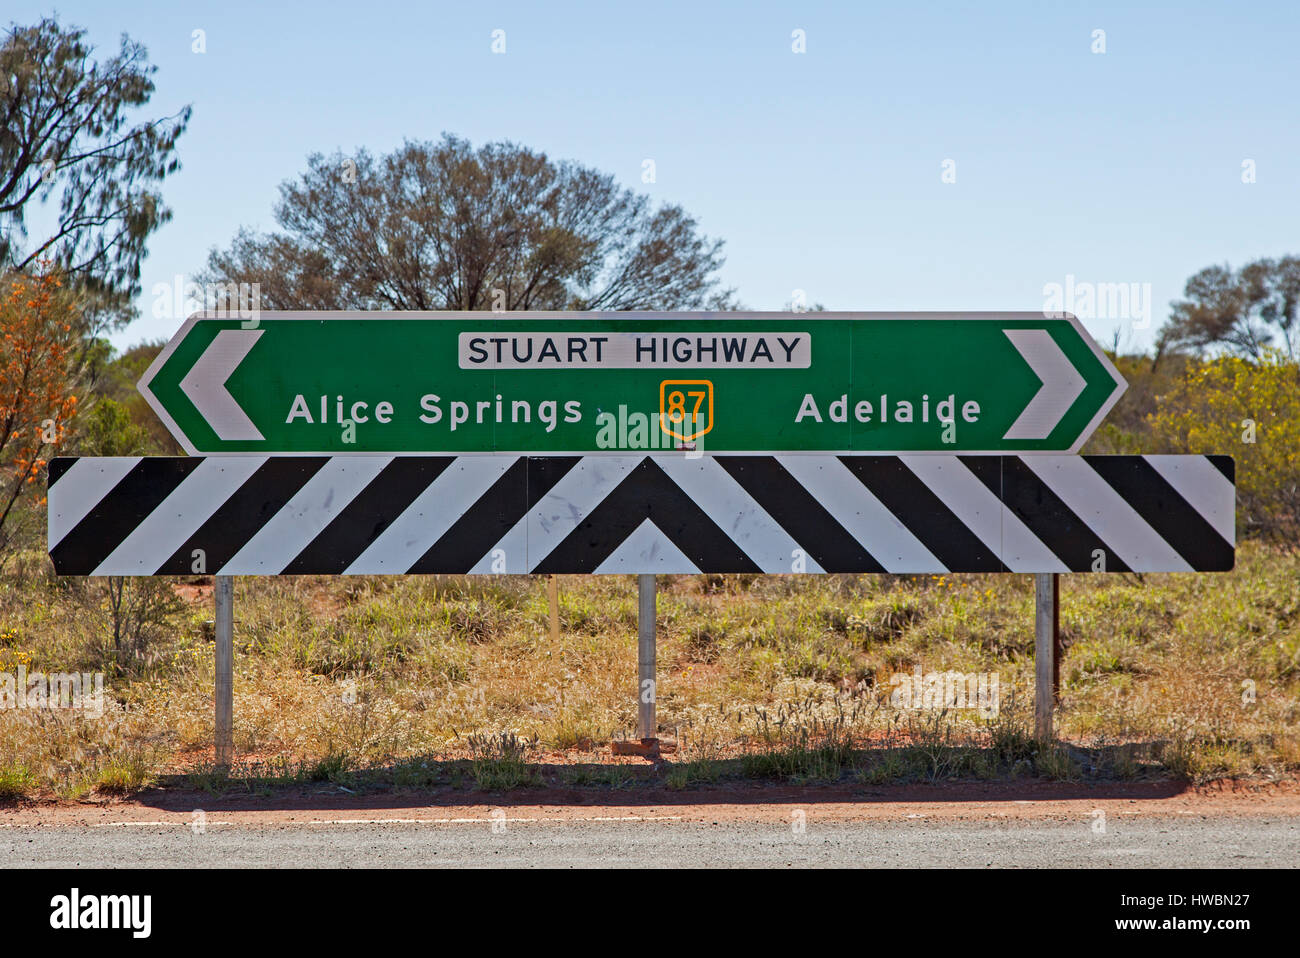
[47,454,1234,576]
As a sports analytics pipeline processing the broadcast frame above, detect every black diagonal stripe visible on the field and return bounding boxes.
[48,457,74,487]
[840,457,1005,572]
[50,458,202,575]
[962,456,1131,573]
[1208,455,1234,484]
[155,458,328,574]
[716,457,884,572]
[283,458,453,574]
[1086,457,1234,571]
[533,458,761,574]
[958,455,1003,500]
[408,457,578,573]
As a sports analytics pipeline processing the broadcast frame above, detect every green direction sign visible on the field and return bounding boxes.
[138,311,1126,454]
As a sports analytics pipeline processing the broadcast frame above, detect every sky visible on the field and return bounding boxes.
[10,1,1299,353]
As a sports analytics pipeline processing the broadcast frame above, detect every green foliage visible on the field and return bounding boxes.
[467,731,540,789]
[665,759,722,789]
[307,751,352,783]
[80,339,180,454]
[1148,350,1300,541]
[76,398,151,456]
[93,749,156,793]
[1034,745,1081,781]
[0,762,36,798]
[739,736,854,783]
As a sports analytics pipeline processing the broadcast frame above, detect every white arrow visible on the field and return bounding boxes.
[179,329,266,441]
[1002,329,1086,441]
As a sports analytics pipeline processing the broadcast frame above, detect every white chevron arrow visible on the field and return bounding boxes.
[179,329,265,441]
[1002,329,1087,441]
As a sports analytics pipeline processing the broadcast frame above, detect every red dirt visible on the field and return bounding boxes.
[4,776,1297,828]
[172,581,212,604]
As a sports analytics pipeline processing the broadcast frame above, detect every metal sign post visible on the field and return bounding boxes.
[613,573,660,758]
[547,575,560,643]
[214,575,234,766]
[637,573,656,744]
[1034,573,1059,741]
[1052,574,1062,703]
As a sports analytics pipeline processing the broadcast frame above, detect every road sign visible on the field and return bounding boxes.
[137,311,1127,455]
[48,454,1234,576]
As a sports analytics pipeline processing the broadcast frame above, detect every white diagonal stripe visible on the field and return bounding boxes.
[777,455,943,572]
[901,456,1067,573]
[48,458,140,548]
[1144,455,1235,545]
[593,519,702,573]
[512,457,640,571]
[220,457,390,573]
[92,458,265,574]
[1023,457,1191,572]
[344,457,515,573]
[657,457,824,573]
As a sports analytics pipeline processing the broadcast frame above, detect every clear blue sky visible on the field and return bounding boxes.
[11,1,1299,353]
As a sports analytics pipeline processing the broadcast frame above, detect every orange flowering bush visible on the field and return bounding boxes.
[0,268,80,554]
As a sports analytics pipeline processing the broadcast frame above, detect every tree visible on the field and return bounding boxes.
[0,268,78,556]
[1157,257,1300,362]
[0,17,191,331]
[199,135,736,311]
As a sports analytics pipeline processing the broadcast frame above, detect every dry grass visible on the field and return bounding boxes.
[0,543,1296,798]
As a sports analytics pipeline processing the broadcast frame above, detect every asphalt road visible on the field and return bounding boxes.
[3,816,1296,867]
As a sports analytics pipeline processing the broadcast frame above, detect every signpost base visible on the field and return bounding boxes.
[611,739,662,758]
